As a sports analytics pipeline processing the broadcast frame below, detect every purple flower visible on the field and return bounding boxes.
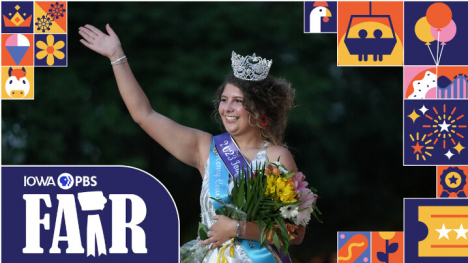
[292,172,308,193]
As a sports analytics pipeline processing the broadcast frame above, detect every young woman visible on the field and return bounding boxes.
[79,24,305,262]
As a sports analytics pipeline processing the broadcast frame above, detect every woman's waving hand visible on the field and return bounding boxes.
[79,24,123,61]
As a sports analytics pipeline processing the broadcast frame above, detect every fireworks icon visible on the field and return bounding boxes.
[409,132,434,161]
[422,104,466,158]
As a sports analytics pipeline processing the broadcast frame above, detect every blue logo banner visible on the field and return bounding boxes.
[1,166,179,263]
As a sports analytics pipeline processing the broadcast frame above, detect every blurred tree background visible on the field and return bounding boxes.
[2,2,433,262]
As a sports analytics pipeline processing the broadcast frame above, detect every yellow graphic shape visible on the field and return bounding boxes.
[34,2,65,33]
[419,206,468,257]
[338,21,403,65]
[10,89,27,98]
[337,242,365,261]
[445,172,462,189]
[11,12,25,26]
[1,67,34,100]
[379,231,396,240]
[454,142,465,154]
[408,109,420,123]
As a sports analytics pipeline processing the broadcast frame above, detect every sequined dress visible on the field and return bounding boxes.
[195,142,282,262]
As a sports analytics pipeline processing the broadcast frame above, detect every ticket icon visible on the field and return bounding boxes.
[405,198,468,262]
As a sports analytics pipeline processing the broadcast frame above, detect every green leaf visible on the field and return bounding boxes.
[312,210,324,223]
[283,239,290,256]
[198,222,208,240]
[312,202,322,215]
[275,218,287,237]
[246,193,257,221]
[273,232,281,250]
[260,221,271,249]
[282,171,295,179]
[259,219,266,247]
[251,193,263,219]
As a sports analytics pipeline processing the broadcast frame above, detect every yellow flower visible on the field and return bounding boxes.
[265,175,277,197]
[36,35,65,66]
[276,177,297,203]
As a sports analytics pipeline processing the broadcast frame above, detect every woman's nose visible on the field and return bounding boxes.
[226,101,234,111]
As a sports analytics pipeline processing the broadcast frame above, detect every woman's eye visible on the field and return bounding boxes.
[236,100,243,103]
[221,99,227,102]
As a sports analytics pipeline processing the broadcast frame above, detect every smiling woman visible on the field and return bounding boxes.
[214,72,295,147]
[79,22,307,262]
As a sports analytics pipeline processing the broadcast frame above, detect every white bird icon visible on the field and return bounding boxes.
[309,1,332,33]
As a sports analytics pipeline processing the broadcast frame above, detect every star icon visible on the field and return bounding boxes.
[438,120,451,133]
[454,142,465,154]
[408,109,420,123]
[454,224,468,240]
[445,150,454,160]
[412,142,424,154]
[436,224,452,240]
[449,175,458,184]
[419,105,429,115]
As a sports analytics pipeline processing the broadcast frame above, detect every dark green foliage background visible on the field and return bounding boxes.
[2,2,433,261]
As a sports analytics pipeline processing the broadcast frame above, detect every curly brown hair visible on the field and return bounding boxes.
[214,72,295,146]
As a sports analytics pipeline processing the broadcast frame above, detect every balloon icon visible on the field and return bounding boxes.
[415,17,435,45]
[431,20,457,45]
[5,34,30,65]
[426,3,452,31]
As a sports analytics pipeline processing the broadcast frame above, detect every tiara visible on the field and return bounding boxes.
[231,51,272,81]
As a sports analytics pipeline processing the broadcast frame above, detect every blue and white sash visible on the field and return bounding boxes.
[209,133,290,263]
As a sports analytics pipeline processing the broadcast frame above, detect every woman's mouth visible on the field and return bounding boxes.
[225,116,238,123]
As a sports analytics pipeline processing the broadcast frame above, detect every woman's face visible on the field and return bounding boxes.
[218,83,254,136]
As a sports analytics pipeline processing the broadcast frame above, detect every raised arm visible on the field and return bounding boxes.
[79,24,211,174]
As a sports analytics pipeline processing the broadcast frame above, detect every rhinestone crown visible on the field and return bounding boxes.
[231,51,272,81]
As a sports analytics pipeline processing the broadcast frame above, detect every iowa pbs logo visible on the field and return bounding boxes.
[23,173,97,189]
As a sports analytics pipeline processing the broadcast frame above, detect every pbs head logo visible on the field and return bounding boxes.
[58,173,74,190]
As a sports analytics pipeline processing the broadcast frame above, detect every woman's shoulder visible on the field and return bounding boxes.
[266,144,297,172]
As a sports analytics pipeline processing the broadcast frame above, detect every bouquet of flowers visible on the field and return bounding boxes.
[180,162,321,263]
[212,161,321,255]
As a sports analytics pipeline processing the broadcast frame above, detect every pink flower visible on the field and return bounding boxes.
[296,189,315,222]
[291,172,308,193]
